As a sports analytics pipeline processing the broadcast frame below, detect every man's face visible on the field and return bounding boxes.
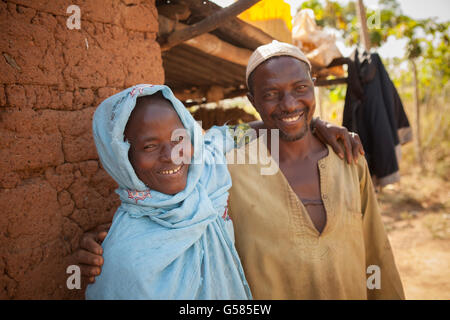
[124,94,193,195]
[248,56,315,141]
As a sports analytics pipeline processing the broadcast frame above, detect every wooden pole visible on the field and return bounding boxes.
[356,0,371,51]
[315,87,323,119]
[314,77,347,87]
[181,0,273,50]
[160,0,261,51]
[159,16,252,66]
[411,58,424,170]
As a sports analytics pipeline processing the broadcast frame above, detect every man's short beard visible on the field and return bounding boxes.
[280,126,309,141]
[279,117,310,142]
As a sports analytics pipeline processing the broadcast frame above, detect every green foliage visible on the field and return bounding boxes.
[328,85,346,103]
[299,0,449,176]
[298,0,449,95]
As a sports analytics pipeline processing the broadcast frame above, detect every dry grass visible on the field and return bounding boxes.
[318,91,450,299]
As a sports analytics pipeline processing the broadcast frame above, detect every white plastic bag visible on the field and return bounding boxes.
[292,9,344,76]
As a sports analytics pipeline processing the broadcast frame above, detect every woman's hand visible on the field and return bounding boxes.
[312,118,365,164]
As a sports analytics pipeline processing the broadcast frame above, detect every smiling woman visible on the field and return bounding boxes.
[124,92,193,195]
[86,84,251,299]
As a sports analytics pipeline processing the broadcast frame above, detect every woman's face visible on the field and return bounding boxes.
[124,93,193,195]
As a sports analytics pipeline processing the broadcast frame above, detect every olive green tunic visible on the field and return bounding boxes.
[226,135,405,299]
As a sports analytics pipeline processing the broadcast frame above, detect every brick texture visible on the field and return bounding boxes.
[0,0,163,299]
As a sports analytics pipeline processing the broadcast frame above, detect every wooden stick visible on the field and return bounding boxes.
[160,0,261,51]
[356,0,371,51]
[314,78,348,87]
[411,58,424,170]
[315,87,323,119]
[182,0,273,49]
[159,16,252,66]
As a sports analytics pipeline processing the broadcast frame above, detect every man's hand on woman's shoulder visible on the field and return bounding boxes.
[73,223,110,284]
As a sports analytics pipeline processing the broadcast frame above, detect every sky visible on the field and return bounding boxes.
[212,0,450,21]
[285,0,450,22]
[211,0,449,59]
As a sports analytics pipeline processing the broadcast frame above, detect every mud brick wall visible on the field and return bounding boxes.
[0,0,164,299]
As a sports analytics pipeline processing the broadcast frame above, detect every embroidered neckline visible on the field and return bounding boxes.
[127,190,151,203]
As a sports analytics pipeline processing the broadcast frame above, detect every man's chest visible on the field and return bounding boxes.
[279,161,321,200]
[227,161,367,299]
[278,161,327,233]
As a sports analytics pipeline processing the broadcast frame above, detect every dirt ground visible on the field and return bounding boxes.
[378,165,450,300]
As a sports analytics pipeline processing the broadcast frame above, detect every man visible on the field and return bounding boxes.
[225,41,404,299]
[75,42,404,299]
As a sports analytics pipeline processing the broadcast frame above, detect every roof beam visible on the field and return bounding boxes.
[182,0,273,49]
[160,0,261,51]
[159,16,252,66]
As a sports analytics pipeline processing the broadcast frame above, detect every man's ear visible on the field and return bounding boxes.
[246,92,255,107]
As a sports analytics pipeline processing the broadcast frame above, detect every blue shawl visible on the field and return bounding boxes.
[86,84,251,299]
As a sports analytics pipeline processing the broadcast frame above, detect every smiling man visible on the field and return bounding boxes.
[226,41,405,299]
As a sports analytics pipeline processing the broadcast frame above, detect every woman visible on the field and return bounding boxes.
[86,84,251,299]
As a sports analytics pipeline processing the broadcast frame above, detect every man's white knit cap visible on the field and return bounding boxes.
[246,40,312,87]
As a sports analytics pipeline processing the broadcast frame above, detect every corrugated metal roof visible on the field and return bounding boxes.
[162,44,246,90]
[157,1,347,103]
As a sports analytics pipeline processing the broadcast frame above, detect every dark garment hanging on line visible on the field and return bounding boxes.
[343,49,412,187]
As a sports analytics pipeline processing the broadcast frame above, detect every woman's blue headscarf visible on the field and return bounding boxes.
[86,84,251,299]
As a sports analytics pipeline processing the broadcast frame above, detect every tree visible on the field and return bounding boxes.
[299,0,449,169]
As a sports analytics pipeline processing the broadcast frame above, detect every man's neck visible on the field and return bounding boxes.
[266,129,323,163]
